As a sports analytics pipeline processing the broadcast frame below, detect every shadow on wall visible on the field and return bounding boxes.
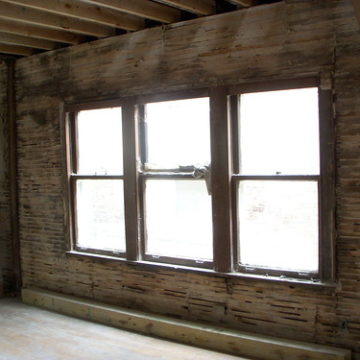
[0,269,3,298]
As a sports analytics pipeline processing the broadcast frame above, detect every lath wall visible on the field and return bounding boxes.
[0,61,13,296]
[13,0,360,357]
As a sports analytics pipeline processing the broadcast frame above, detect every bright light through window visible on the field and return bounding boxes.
[239,88,319,175]
[238,88,320,273]
[144,98,213,261]
[145,98,210,169]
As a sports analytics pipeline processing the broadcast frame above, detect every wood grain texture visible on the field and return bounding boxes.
[9,0,360,358]
[0,61,14,295]
[22,287,351,360]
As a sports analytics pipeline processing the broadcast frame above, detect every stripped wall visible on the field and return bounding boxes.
[13,0,360,357]
[0,61,13,296]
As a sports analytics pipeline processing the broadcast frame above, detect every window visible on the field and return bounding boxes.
[141,98,213,266]
[65,78,334,282]
[67,107,126,256]
[234,88,320,275]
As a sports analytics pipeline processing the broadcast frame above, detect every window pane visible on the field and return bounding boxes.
[76,180,126,252]
[77,107,123,175]
[145,98,210,168]
[239,88,319,175]
[238,180,318,272]
[145,179,212,260]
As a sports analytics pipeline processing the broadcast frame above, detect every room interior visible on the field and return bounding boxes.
[0,0,360,359]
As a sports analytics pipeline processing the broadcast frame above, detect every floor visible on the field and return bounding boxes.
[0,298,248,360]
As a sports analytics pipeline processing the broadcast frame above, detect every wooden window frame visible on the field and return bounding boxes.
[229,78,335,282]
[64,76,335,283]
[65,101,127,258]
[136,92,214,269]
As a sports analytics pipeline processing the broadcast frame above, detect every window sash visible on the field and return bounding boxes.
[233,176,320,279]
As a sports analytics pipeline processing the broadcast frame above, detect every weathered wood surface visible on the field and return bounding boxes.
[0,61,14,296]
[22,287,351,360]
[9,0,360,358]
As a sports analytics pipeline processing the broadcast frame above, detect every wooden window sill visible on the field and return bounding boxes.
[66,250,337,290]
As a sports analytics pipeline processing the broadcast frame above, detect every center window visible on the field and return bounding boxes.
[141,98,213,264]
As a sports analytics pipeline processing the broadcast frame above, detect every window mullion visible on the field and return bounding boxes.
[122,99,141,261]
[210,87,233,273]
[318,88,335,282]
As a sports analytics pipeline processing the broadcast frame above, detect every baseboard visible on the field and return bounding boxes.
[22,287,351,360]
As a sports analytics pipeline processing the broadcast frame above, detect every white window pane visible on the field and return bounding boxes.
[145,98,210,168]
[145,179,212,260]
[77,108,123,175]
[239,88,319,175]
[238,181,318,272]
[76,180,126,252]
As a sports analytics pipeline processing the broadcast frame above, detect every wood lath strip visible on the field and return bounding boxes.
[0,43,34,56]
[4,0,145,32]
[0,32,58,50]
[155,0,216,15]
[87,0,181,23]
[0,18,85,44]
[0,0,116,38]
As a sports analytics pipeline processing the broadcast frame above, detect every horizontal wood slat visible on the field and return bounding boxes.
[4,0,145,31]
[22,288,351,360]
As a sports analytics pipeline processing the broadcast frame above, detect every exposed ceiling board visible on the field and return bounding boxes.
[0,18,85,44]
[0,0,281,58]
[0,43,34,56]
[227,0,255,7]
[154,0,216,15]
[5,0,145,31]
[0,1,116,37]
[0,32,58,50]
[87,0,181,23]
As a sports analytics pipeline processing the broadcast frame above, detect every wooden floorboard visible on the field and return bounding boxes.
[0,298,248,360]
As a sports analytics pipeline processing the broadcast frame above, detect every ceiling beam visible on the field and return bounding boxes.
[87,0,181,23]
[4,0,144,31]
[226,0,255,7]
[0,43,34,56]
[154,0,215,15]
[0,19,85,44]
[351,0,360,26]
[0,1,116,37]
[0,32,58,50]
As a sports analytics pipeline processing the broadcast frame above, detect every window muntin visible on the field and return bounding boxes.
[235,87,321,276]
[141,97,213,265]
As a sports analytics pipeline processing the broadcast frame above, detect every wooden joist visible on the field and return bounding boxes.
[0,32,57,50]
[0,43,33,56]
[22,288,351,360]
[156,0,216,15]
[0,1,116,38]
[88,0,181,23]
[3,0,145,32]
[227,0,255,7]
[0,18,85,44]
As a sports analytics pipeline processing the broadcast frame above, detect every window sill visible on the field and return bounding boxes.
[66,250,337,290]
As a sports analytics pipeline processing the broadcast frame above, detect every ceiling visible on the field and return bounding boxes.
[0,0,281,58]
